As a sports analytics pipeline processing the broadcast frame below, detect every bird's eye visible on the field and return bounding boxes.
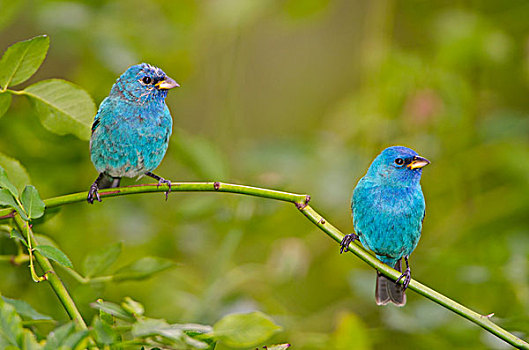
[395,158,404,165]
[142,76,152,84]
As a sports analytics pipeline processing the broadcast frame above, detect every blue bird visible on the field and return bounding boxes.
[87,63,179,204]
[340,146,430,306]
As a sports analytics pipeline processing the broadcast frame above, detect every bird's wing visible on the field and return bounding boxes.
[91,97,112,135]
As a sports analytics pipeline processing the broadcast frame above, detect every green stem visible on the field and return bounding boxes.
[3,182,527,348]
[13,216,88,330]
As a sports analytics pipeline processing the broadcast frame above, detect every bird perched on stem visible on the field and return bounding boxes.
[340,146,430,306]
[87,63,179,204]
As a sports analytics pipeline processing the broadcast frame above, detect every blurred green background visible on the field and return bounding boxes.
[1,0,529,348]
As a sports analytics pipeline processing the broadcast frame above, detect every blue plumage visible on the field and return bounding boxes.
[87,63,179,203]
[341,146,430,306]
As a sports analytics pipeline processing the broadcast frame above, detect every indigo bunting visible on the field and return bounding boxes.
[88,63,179,204]
[340,146,429,306]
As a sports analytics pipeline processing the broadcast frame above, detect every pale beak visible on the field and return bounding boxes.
[408,155,430,169]
[155,76,180,90]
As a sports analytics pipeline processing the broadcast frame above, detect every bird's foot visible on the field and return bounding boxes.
[145,172,172,200]
[340,233,359,254]
[158,177,172,200]
[87,183,101,204]
[396,267,411,290]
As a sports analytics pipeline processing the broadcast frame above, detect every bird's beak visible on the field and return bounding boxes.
[155,76,180,90]
[408,155,430,169]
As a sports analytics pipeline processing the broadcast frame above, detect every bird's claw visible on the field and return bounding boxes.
[340,233,359,254]
[87,184,101,204]
[396,267,411,290]
[157,177,172,201]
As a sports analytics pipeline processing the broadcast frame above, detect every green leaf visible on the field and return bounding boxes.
[92,316,116,345]
[90,300,134,322]
[34,245,73,268]
[20,185,45,219]
[0,296,24,348]
[0,35,49,89]
[0,165,19,198]
[213,311,282,348]
[24,79,95,140]
[1,297,52,320]
[0,92,11,119]
[121,297,144,316]
[9,228,27,246]
[132,318,212,348]
[0,193,27,221]
[21,329,42,350]
[0,188,17,208]
[0,188,27,220]
[42,322,74,350]
[0,153,31,193]
[113,256,176,282]
[82,242,122,278]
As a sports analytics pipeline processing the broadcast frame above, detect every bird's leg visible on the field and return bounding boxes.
[340,233,359,254]
[87,173,104,204]
[145,171,172,200]
[396,256,411,290]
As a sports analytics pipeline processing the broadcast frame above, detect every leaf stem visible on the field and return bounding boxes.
[2,181,528,348]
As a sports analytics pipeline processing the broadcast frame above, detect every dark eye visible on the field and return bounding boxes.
[142,76,152,84]
[395,158,404,165]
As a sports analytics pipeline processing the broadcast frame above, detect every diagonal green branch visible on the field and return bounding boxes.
[1,181,527,349]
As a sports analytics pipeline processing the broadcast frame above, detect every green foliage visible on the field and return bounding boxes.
[0,153,30,193]
[212,311,282,348]
[24,80,95,140]
[1,2,529,349]
[0,92,11,118]
[82,242,122,278]
[34,245,73,268]
[113,256,176,282]
[0,36,95,141]
[20,186,45,219]
[0,35,49,89]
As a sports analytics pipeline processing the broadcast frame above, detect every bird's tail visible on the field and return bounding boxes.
[375,259,406,306]
[96,173,121,189]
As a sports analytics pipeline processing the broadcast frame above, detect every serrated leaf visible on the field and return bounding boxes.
[34,245,73,268]
[113,256,175,282]
[90,301,134,322]
[1,297,52,321]
[20,185,45,219]
[0,92,11,119]
[0,153,31,193]
[213,311,282,348]
[82,242,121,278]
[0,165,19,198]
[0,296,24,348]
[24,79,95,140]
[0,35,49,89]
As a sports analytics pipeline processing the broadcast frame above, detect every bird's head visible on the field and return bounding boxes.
[110,63,179,103]
[365,146,430,186]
